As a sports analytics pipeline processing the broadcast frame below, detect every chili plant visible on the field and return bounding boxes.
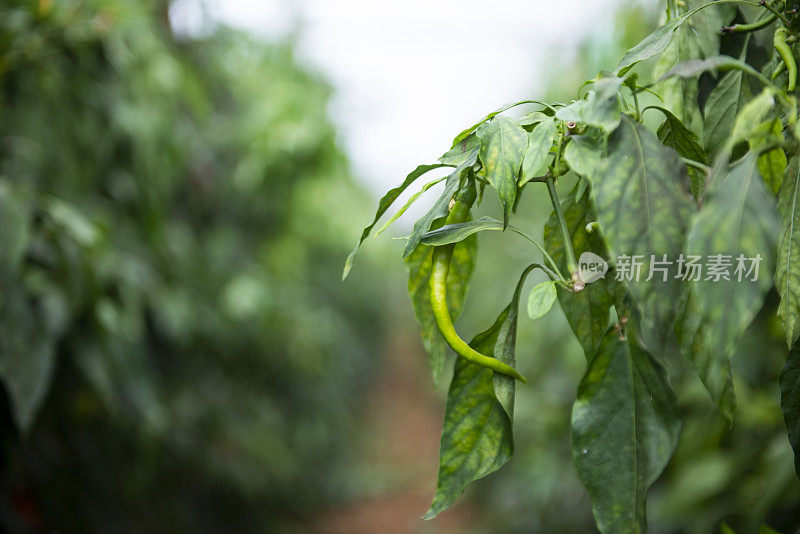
[346,0,800,531]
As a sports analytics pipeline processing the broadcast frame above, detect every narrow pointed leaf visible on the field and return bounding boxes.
[453,100,541,144]
[780,337,800,479]
[344,163,448,278]
[419,216,504,246]
[777,158,800,347]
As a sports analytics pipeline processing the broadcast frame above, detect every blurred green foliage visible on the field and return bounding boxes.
[0,0,389,531]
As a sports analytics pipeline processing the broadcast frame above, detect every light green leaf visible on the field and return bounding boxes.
[439,134,480,166]
[453,100,541,144]
[616,4,711,75]
[777,157,800,347]
[703,68,753,159]
[688,153,779,360]
[477,116,528,226]
[564,132,604,178]
[520,118,556,185]
[572,326,681,534]
[375,175,447,237]
[592,116,694,351]
[780,336,800,479]
[729,88,775,149]
[527,281,557,320]
[544,185,615,357]
[557,77,623,133]
[425,266,534,518]
[405,230,477,385]
[344,163,448,279]
[657,55,766,85]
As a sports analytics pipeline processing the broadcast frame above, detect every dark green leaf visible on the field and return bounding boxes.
[477,116,528,226]
[520,118,556,185]
[425,266,534,518]
[688,153,778,360]
[344,163,448,279]
[544,185,615,357]
[675,286,736,420]
[591,116,694,351]
[703,68,753,159]
[0,183,30,275]
[572,326,681,534]
[405,232,477,385]
[651,106,707,197]
[419,216,504,246]
[777,157,800,347]
[780,336,800,479]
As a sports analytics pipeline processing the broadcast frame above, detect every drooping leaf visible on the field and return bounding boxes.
[729,88,775,149]
[527,281,557,320]
[591,116,694,351]
[703,67,753,159]
[477,116,528,226]
[375,175,448,237]
[544,185,615,357]
[657,55,764,84]
[777,157,800,347]
[650,105,707,197]
[344,163,449,278]
[405,229,477,385]
[402,157,477,259]
[687,153,779,360]
[520,117,556,185]
[572,326,682,534]
[674,286,736,420]
[557,77,623,133]
[425,266,534,519]
[779,336,800,479]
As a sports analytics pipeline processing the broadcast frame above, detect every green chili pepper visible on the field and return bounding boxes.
[428,180,528,383]
[775,27,797,91]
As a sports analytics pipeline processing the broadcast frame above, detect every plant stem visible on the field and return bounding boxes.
[722,12,777,33]
[680,157,713,174]
[545,176,579,280]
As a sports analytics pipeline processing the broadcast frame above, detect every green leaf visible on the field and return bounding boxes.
[564,132,604,178]
[453,100,541,144]
[477,116,528,227]
[703,68,753,159]
[657,55,765,85]
[405,231,477,385]
[616,4,709,75]
[402,157,477,259]
[675,286,736,420]
[591,116,694,351]
[572,326,681,534]
[752,119,787,195]
[651,106,707,197]
[425,266,534,519]
[0,286,57,433]
[729,88,775,149]
[0,183,30,275]
[780,336,800,479]
[527,281,557,320]
[688,153,778,360]
[439,134,480,166]
[520,118,556,185]
[776,157,800,347]
[343,163,448,279]
[544,185,615,357]
[419,216,504,246]
[375,175,447,237]
[557,77,623,133]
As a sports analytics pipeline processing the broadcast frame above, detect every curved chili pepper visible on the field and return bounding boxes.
[775,27,797,91]
[428,180,528,382]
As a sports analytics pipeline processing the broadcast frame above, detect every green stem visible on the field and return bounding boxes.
[680,157,713,174]
[545,176,579,281]
[722,12,777,33]
[428,181,527,382]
